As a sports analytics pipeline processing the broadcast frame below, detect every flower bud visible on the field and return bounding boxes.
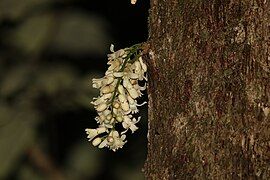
[110,118,115,124]
[134,61,141,72]
[113,102,120,109]
[85,128,98,141]
[127,95,135,104]
[97,127,106,134]
[92,137,102,146]
[99,114,106,121]
[105,76,114,85]
[139,57,147,72]
[123,78,133,89]
[103,110,111,116]
[116,116,123,122]
[96,103,107,112]
[102,93,112,100]
[121,101,130,112]
[98,139,108,148]
[118,85,125,94]
[113,72,124,77]
[109,85,115,92]
[101,86,111,94]
[115,49,125,57]
[118,94,127,103]
[106,114,112,120]
[129,73,139,79]
[128,88,139,99]
[113,108,118,114]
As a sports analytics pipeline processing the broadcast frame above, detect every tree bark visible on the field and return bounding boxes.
[144,0,270,179]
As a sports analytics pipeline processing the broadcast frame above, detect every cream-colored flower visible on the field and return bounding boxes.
[122,116,139,133]
[92,75,115,89]
[107,131,126,151]
[95,103,107,112]
[92,78,103,89]
[91,93,112,106]
[121,101,130,112]
[85,127,106,141]
[106,60,122,73]
[86,44,147,151]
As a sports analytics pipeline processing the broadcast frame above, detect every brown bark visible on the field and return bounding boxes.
[144,0,270,179]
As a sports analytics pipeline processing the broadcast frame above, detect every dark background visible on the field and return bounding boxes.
[0,0,149,179]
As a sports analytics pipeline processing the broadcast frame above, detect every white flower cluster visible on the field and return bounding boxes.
[86,44,147,151]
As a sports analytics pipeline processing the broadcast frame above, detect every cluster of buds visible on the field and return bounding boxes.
[86,44,147,151]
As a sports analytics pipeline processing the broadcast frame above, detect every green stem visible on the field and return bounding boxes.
[107,44,143,132]
[110,44,142,105]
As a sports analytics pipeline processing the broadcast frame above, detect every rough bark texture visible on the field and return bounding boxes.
[144,0,270,179]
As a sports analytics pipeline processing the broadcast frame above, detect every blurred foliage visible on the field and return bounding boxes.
[0,0,50,20]
[51,12,110,56]
[0,0,147,179]
[0,105,37,178]
[65,142,102,179]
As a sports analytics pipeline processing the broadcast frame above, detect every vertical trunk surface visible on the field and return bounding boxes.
[144,0,270,179]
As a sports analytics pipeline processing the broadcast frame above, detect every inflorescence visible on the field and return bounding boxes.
[86,44,147,151]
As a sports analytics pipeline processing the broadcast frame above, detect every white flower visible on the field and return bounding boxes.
[107,131,126,151]
[121,101,130,112]
[92,78,103,89]
[91,93,112,106]
[85,127,106,141]
[95,114,106,123]
[92,75,115,89]
[132,58,147,80]
[96,103,107,112]
[122,116,140,133]
[107,59,122,73]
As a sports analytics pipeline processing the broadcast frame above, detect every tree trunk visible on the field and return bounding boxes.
[144,0,270,179]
